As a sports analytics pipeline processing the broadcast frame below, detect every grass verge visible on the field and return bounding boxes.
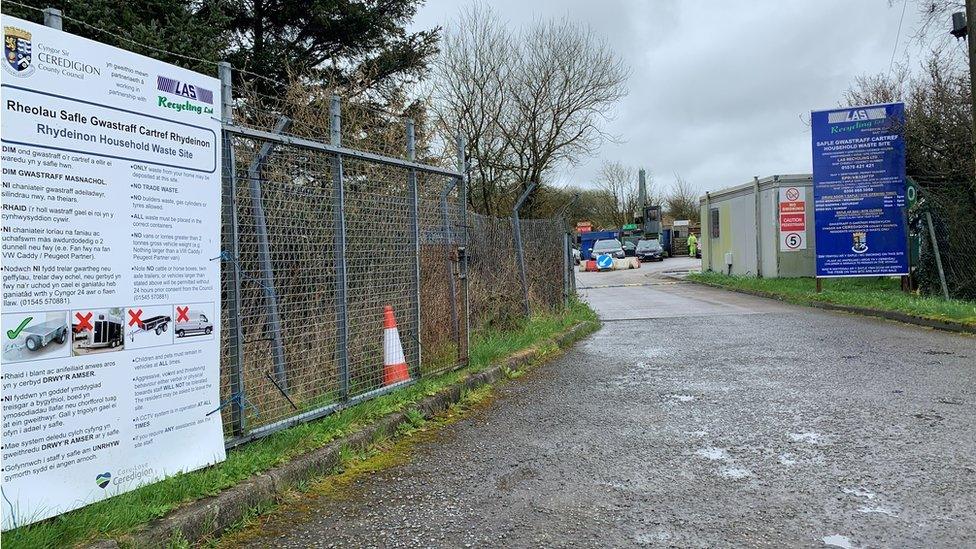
[2,300,597,549]
[210,384,497,548]
[688,272,976,328]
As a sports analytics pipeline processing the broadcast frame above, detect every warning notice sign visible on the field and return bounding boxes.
[779,187,807,251]
[1,16,224,529]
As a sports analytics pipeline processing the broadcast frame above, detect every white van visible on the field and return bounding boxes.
[175,311,213,338]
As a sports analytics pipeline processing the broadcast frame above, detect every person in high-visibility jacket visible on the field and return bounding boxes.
[687,233,698,257]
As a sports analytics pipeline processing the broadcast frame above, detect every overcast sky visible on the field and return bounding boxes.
[411,0,931,197]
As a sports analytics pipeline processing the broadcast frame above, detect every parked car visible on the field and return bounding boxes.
[636,239,665,262]
[176,311,214,338]
[622,240,637,256]
[590,238,626,260]
[572,247,581,265]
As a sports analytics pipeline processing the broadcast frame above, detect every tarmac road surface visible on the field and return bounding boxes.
[229,259,976,548]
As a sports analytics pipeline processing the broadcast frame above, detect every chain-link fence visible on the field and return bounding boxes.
[911,181,976,301]
[217,68,569,445]
[466,213,566,330]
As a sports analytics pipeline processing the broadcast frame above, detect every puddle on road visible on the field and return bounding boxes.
[634,360,663,372]
[858,505,897,516]
[642,348,667,359]
[695,447,730,461]
[718,466,752,479]
[841,487,876,500]
[778,453,797,465]
[789,432,825,444]
[822,534,859,548]
[634,529,671,544]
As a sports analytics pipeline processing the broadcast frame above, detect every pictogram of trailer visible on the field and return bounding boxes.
[4,319,69,353]
[75,314,124,349]
[128,315,172,341]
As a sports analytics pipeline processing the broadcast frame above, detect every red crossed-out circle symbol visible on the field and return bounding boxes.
[176,306,190,322]
[128,308,143,327]
[74,312,93,332]
[785,187,800,201]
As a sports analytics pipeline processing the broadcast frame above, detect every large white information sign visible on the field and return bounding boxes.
[1,16,224,529]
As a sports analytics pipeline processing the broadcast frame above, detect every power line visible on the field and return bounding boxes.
[889,0,909,77]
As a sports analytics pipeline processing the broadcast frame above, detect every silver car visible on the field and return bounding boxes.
[590,239,626,260]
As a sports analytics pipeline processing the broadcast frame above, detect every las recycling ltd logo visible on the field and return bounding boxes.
[3,25,34,77]
[156,75,215,115]
[827,106,889,134]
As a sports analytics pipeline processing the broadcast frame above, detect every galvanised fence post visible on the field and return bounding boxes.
[406,119,422,376]
[457,135,470,364]
[563,230,570,308]
[513,182,538,318]
[247,116,291,393]
[42,7,62,29]
[218,61,247,437]
[440,178,460,346]
[331,95,351,401]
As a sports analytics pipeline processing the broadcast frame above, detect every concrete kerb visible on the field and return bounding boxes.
[682,277,976,335]
[93,320,598,549]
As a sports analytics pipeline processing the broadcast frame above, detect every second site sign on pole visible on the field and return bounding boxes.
[811,103,909,277]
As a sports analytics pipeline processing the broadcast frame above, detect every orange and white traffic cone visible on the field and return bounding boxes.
[382,305,410,386]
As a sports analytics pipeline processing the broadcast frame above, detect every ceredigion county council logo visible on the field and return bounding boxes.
[851,231,868,254]
[95,472,112,489]
[3,26,34,77]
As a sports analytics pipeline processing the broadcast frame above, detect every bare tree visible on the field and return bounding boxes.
[665,173,700,221]
[500,17,629,212]
[432,4,513,215]
[594,161,638,227]
[432,5,629,215]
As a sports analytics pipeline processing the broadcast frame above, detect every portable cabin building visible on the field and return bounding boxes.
[700,174,815,278]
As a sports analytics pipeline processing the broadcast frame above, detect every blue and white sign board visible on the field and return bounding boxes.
[811,103,909,277]
[596,255,614,270]
[1,16,224,529]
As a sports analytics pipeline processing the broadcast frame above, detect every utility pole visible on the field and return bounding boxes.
[951,5,976,225]
[967,1,976,183]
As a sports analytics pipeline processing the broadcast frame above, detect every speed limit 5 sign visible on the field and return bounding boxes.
[782,231,805,250]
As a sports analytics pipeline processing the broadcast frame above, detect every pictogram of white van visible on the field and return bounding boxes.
[175,311,213,338]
